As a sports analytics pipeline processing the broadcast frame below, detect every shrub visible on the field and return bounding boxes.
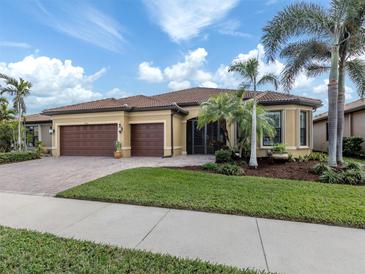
[343,136,364,157]
[341,169,364,185]
[201,162,218,171]
[312,162,331,175]
[0,122,16,152]
[272,144,286,154]
[345,161,362,172]
[307,152,328,162]
[0,151,40,164]
[216,163,243,176]
[215,149,232,163]
[115,141,122,152]
[320,169,342,184]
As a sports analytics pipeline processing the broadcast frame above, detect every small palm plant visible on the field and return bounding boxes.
[0,97,16,121]
[229,58,278,168]
[197,92,241,149]
[0,74,31,150]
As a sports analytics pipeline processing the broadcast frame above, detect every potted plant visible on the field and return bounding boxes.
[271,144,289,161]
[114,141,122,159]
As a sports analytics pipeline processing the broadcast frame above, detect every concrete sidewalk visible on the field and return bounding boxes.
[0,192,364,274]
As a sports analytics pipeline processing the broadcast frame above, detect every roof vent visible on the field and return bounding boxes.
[122,104,129,107]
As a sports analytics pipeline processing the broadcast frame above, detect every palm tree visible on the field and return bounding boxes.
[0,74,31,150]
[197,92,240,149]
[262,0,365,166]
[0,97,16,121]
[229,58,278,168]
[279,37,365,163]
[236,100,276,160]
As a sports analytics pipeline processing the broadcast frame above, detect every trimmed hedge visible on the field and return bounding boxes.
[0,151,40,164]
[215,149,233,163]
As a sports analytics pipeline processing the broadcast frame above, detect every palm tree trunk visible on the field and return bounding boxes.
[249,81,258,168]
[17,100,21,151]
[327,33,340,167]
[336,60,345,164]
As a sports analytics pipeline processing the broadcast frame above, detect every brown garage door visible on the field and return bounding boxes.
[131,123,164,156]
[60,124,117,156]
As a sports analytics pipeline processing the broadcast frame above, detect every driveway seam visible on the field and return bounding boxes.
[54,203,112,233]
[255,218,270,272]
[134,209,171,248]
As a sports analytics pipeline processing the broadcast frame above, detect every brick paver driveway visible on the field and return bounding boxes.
[0,155,213,196]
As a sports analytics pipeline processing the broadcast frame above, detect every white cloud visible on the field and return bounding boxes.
[0,55,105,113]
[143,0,239,42]
[168,80,191,90]
[0,41,32,49]
[218,19,251,38]
[293,73,315,89]
[213,65,241,88]
[138,62,164,83]
[200,81,218,88]
[105,88,131,98]
[164,48,208,82]
[138,44,317,93]
[31,1,126,52]
[313,79,354,101]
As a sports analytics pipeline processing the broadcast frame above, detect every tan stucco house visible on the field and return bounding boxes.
[314,98,365,152]
[30,87,321,158]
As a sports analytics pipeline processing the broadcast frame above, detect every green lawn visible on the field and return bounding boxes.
[0,226,267,274]
[57,167,365,228]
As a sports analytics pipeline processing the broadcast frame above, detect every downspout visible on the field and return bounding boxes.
[171,112,174,157]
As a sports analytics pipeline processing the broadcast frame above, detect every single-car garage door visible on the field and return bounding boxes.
[131,123,164,157]
[60,124,117,156]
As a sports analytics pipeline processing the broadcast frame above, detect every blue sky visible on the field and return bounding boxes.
[0,0,358,114]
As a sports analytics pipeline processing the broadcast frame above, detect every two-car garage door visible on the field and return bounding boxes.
[60,123,164,157]
[60,124,117,156]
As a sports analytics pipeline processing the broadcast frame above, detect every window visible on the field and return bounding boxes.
[263,111,282,146]
[300,111,308,146]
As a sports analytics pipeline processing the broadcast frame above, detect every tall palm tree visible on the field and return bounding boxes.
[262,0,365,166]
[229,58,278,168]
[0,74,31,150]
[236,100,276,159]
[279,37,365,163]
[0,97,16,121]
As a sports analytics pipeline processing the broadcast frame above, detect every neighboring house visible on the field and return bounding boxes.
[41,87,321,157]
[24,114,52,151]
[314,98,365,152]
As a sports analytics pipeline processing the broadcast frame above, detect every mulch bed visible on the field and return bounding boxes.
[172,158,321,182]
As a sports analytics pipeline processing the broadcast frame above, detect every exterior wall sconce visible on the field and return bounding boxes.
[118,124,123,134]
[48,127,55,135]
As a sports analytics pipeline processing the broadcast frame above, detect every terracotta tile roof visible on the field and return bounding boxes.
[42,87,321,115]
[314,98,365,122]
[25,114,52,123]
[152,87,322,107]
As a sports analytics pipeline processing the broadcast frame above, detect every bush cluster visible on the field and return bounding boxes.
[314,161,364,185]
[272,144,287,154]
[215,149,232,163]
[201,162,218,171]
[202,161,243,176]
[343,136,364,157]
[0,151,40,164]
[216,163,243,176]
[289,152,328,163]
